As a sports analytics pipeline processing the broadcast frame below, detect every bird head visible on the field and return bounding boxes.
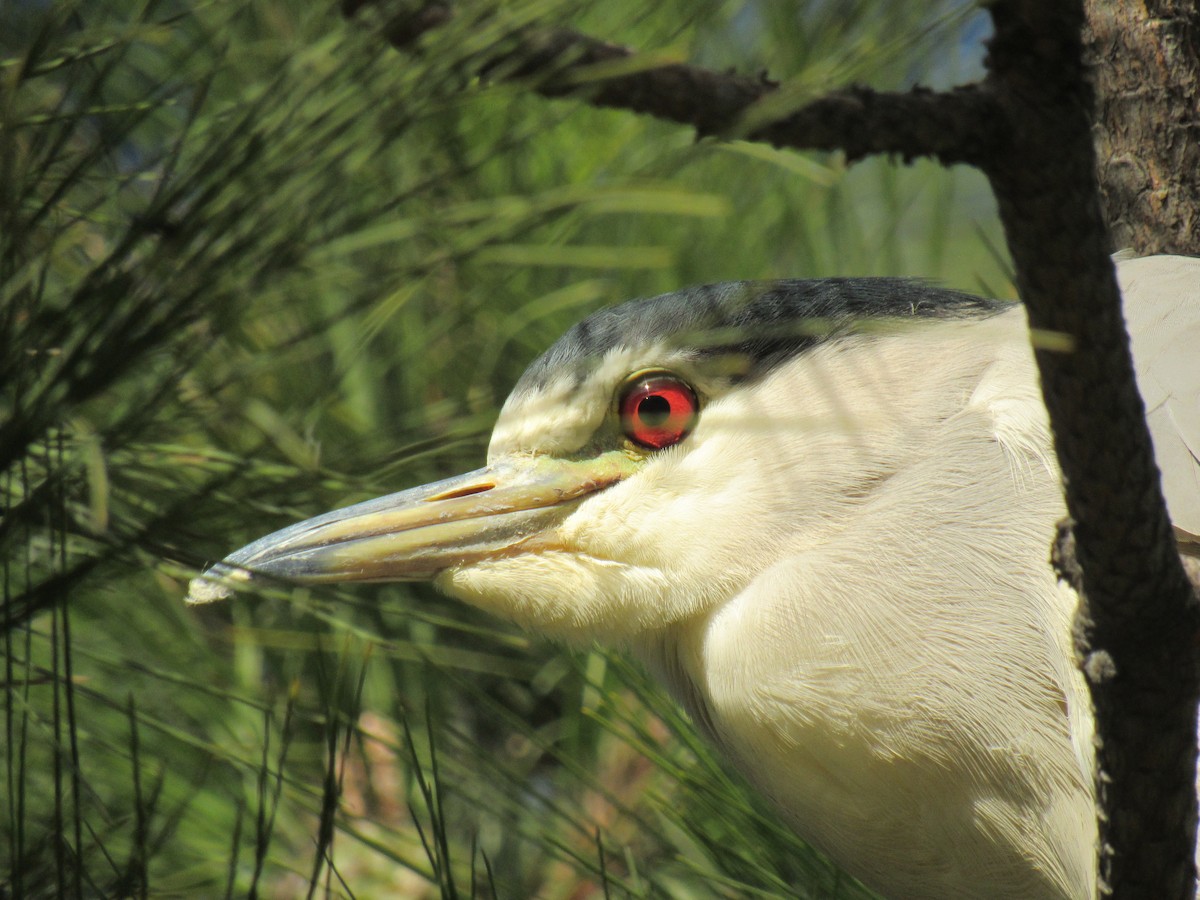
[187,278,1002,642]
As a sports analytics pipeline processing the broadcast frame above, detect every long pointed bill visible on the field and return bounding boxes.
[186,452,636,604]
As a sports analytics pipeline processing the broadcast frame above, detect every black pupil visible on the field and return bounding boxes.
[638,393,672,427]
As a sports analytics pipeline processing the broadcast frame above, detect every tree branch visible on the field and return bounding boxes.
[982,3,1199,890]
[352,2,1000,166]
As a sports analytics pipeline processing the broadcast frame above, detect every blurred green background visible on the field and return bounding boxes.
[1,1,1008,896]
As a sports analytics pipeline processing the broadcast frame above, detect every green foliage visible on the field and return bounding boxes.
[2,0,1006,896]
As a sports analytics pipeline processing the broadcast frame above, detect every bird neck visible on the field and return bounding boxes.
[631,620,727,750]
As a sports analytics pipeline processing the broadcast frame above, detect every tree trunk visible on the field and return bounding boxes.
[1085,0,1200,255]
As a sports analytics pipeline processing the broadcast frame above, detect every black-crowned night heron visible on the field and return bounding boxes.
[189,254,1200,899]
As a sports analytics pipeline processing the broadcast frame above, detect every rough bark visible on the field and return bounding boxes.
[1084,0,1200,255]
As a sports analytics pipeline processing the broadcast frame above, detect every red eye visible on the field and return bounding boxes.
[618,373,699,450]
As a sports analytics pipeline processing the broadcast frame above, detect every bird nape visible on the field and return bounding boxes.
[188,255,1200,900]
